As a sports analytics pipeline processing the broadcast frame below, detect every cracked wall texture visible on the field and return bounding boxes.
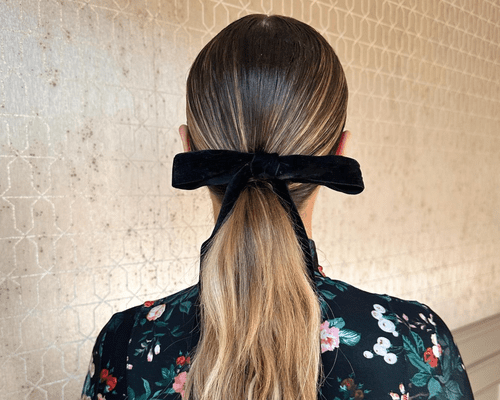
[0,0,499,398]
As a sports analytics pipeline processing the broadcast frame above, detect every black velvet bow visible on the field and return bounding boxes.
[172,150,364,279]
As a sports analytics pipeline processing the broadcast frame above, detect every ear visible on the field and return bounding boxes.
[178,124,191,152]
[335,130,351,156]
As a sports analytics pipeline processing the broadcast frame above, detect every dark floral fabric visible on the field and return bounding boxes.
[82,271,473,400]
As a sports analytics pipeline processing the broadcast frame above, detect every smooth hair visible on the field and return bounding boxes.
[184,14,348,400]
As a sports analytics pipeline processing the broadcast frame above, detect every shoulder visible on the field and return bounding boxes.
[140,284,199,314]
[133,284,200,329]
[101,305,141,338]
[316,272,457,356]
[316,273,473,399]
[82,284,199,399]
[103,283,200,345]
[316,272,434,319]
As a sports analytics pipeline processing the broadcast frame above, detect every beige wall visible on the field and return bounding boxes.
[0,0,499,398]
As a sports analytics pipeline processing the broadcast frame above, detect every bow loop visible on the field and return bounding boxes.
[250,153,281,180]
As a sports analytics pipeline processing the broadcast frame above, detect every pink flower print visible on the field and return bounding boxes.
[146,304,166,321]
[320,321,340,353]
[173,371,188,398]
[147,348,153,362]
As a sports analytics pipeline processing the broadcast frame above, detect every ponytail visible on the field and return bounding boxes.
[184,182,321,400]
[182,13,350,400]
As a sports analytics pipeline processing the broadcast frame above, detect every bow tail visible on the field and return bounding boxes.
[200,164,253,262]
[271,179,317,281]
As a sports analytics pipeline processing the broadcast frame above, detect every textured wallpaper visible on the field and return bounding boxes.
[0,0,499,399]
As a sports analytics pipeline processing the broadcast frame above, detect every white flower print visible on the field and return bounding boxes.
[373,343,388,356]
[377,336,391,348]
[366,304,401,364]
[384,353,398,364]
[378,318,396,333]
[372,310,383,320]
[373,304,386,313]
[431,333,442,358]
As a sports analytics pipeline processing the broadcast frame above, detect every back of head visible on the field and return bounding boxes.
[187,14,348,207]
[183,14,348,400]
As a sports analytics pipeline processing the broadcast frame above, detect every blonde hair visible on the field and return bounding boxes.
[184,14,348,400]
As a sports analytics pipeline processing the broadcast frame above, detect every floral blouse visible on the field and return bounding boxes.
[82,269,473,400]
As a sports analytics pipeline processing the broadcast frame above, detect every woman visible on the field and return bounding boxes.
[82,14,473,400]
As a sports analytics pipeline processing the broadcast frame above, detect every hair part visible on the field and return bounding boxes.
[183,14,348,400]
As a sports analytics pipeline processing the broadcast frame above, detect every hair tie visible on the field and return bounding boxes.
[172,150,364,279]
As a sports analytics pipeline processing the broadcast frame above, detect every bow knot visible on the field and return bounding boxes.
[249,153,280,180]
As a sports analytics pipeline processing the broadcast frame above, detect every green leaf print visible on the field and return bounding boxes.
[403,335,431,372]
[142,378,151,396]
[321,289,336,300]
[163,306,174,322]
[155,320,168,328]
[407,350,432,372]
[444,380,463,400]
[128,379,152,400]
[428,377,442,398]
[331,281,348,292]
[160,365,176,382]
[170,325,183,337]
[330,318,346,329]
[155,365,177,393]
[411,330,425,353]
[411,371,432,387]
[180,300,192,314]
[338,329,361,346]
[171,289,194,307]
